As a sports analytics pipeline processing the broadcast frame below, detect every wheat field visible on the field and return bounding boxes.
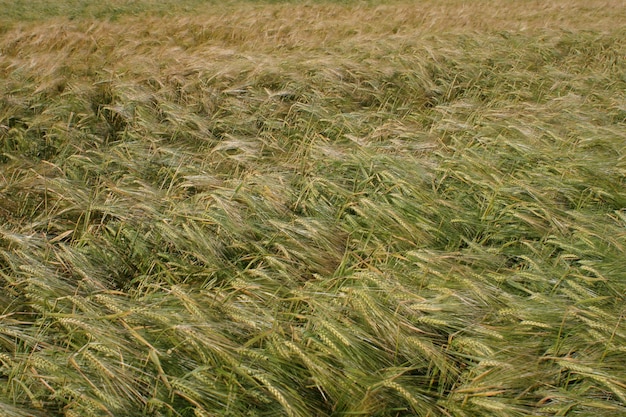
[1,1,625,416]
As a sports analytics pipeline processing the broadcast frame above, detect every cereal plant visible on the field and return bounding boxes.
[1,1,625,416]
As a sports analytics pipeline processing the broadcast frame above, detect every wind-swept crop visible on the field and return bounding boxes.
[1,1,625,416]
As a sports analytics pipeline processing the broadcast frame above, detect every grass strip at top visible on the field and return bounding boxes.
[1,1,625,416]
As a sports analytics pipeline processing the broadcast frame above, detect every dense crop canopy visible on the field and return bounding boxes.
[1,1,625,416]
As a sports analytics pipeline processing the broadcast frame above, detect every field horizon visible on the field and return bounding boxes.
[1,1,625,416]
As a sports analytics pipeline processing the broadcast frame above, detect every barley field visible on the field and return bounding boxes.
[1,1,625,416]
